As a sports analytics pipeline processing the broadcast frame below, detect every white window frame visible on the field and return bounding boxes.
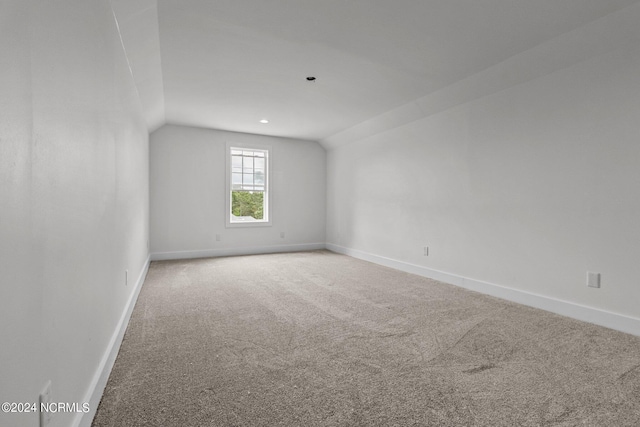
[225,142,272,228]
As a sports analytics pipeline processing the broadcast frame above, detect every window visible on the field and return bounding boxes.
[226,144,270,227]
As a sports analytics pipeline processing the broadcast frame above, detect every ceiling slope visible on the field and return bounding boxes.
[322,1,640,149]
[111,0,165,132]
[117,0,640,140]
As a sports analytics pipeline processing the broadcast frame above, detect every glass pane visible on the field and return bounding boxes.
[231,191,264,221]
[243,156,253,174]
[243,173,254,187]
[232,155,242,173]
[231,149,242,155]
[243,150,254,157]
[232,173,242,190]
[255,171,264,185]
[255,151,265,158]
[254,157,265,171]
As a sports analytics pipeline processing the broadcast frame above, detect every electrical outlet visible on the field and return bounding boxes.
[215,234,221,242]
[280,232,285,238]
[40,381,52,427]
[423,246,429,256]
[587,272,600,288]
[125,270,128,286]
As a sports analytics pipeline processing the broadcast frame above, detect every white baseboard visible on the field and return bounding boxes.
[326,243,640,337]
[150,242,327,261]
[74,254,151,427]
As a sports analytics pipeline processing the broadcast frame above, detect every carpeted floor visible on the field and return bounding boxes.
[92,250,640,426]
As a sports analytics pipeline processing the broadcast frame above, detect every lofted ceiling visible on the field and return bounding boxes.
[112,0,640,142]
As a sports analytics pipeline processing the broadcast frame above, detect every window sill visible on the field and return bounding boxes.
[226,221,272,228]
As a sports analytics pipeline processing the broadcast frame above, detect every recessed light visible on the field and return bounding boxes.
[259,119,269,124]
[306,76,316,81]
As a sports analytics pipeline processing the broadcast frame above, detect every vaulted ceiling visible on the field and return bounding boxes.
[112,0,640,142]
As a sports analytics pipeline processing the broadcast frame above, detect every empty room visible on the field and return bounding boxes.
[2,0,640,426]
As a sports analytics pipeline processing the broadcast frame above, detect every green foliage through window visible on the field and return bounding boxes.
[231,191,264,220]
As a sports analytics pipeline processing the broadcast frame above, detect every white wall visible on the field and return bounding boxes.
[150,124,325,258]
[0,1,149,426]
[326,6,640,332]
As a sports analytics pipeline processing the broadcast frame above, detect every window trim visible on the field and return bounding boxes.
[225,142,272,228]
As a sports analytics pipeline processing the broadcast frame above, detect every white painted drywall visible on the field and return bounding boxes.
[326,6,640,323]
[150,125,325,258]
[0,1,149,426]
[110,0,166,132]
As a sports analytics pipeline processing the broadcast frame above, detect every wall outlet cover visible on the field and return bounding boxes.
[40,380,52,427]
[587,272,601,288]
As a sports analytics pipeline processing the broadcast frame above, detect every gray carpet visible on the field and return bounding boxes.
[92,250,640,426]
